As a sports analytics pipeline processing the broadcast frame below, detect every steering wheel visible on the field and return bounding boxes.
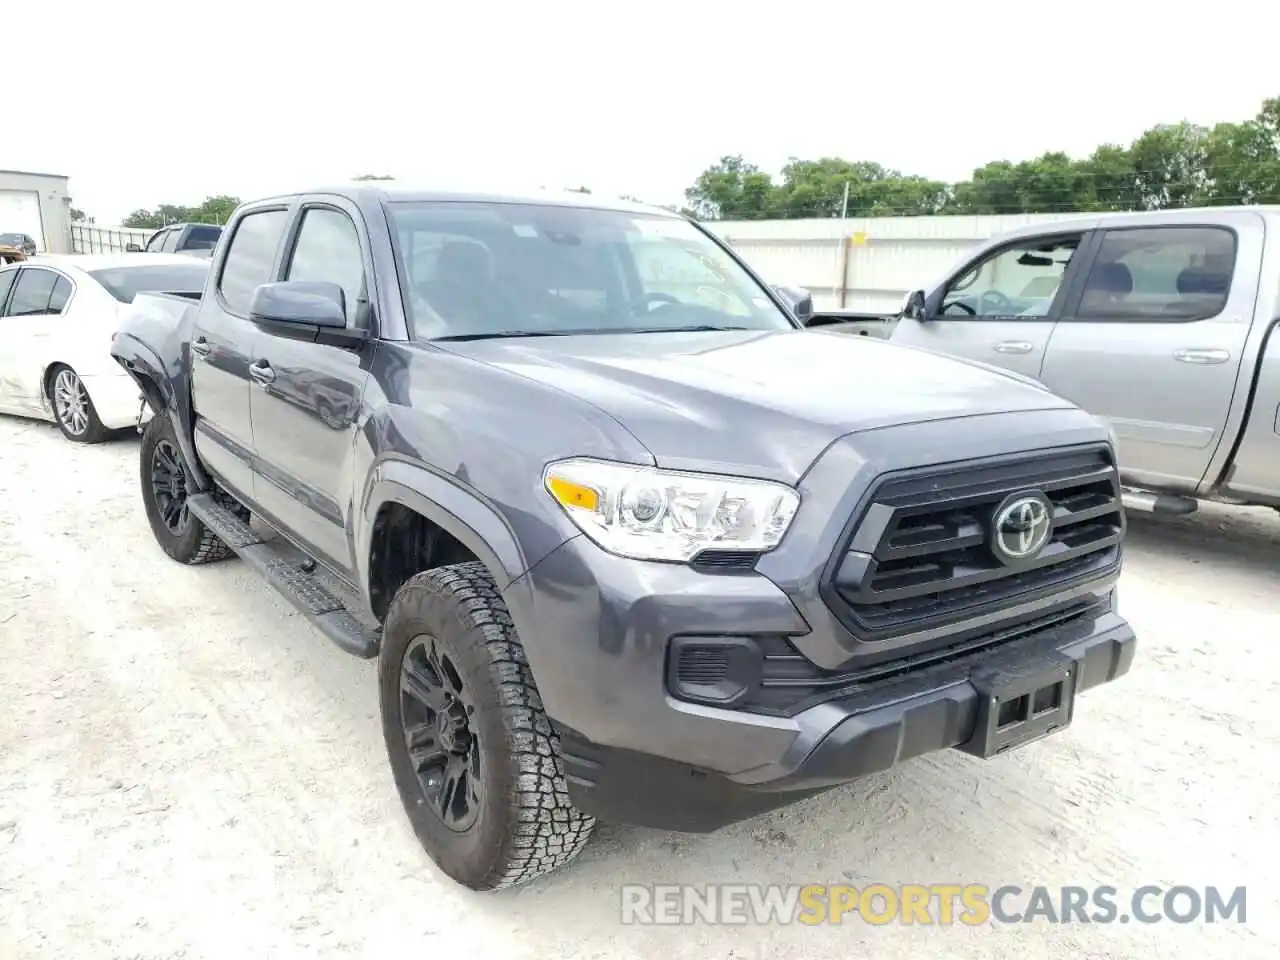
[629,292,681,315]
[942,299,977,316]
[978,290,1015,314]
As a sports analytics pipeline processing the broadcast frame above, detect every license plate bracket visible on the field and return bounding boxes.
[959,655,1078,759]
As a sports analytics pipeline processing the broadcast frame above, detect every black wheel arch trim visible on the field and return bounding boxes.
[358,457,534,596]
[111,330,212,493]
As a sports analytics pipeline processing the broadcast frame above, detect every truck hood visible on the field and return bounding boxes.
[444,328,1075,483]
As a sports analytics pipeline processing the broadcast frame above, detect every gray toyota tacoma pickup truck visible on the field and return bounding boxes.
[110,184,1137,891]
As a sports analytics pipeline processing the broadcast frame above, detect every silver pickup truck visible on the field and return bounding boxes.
[889,206,1280,517]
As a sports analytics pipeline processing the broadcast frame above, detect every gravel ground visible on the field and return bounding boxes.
[1,416,1277,959]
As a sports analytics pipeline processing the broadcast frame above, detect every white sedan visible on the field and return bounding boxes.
[0,253,208,442]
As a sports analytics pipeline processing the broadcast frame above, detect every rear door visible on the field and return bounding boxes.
[891,229,1095,380]
[1038,214,1261,490]
[190,206,292,502]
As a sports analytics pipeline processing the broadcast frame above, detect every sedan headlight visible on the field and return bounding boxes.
[542,458,800,562]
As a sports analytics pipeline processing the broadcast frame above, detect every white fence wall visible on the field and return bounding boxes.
[71,223,153,254]
[702,213,1090,315]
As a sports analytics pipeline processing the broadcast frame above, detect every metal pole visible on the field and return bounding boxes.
[841,180,850,220]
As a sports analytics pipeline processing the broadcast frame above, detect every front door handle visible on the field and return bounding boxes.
[249,360,276,386]
[190,336,212,357]
[1173,348,1230,365]
[993,340,1034,355]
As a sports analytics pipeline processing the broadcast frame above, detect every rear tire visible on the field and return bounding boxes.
[378,561,594,890]
[139,415,234,565]
[48,365,110,444]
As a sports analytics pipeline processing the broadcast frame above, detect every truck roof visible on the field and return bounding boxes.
[257,182,683,218]
[986,204,1280,245]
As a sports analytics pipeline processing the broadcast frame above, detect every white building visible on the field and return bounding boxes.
[0,168,74,254]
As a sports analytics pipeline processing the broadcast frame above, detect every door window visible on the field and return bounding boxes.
[7,269,61,316]
[0,268,16,313]
[218,209,290,315]
[939,235,1082,319]
[48,275,72,313]
[1076,226,1236,321]
[145,229,168,252]
[285,208,366,324]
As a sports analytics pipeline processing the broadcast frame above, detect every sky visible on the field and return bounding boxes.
[8,0,1279,225]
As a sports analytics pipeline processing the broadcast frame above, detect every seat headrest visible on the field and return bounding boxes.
[1086,261,1133,295]
[1175,266,1230,296]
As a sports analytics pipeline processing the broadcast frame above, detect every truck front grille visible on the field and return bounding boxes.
[823,444,1123,642]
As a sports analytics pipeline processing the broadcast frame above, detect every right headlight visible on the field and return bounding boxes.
[542,457,800,563]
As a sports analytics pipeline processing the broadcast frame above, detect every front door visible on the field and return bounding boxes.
[1038,218,1260,491]
[892,231,1092,380]
[249,202,374,575]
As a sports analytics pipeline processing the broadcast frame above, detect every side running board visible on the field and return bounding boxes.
[187,492,381,659]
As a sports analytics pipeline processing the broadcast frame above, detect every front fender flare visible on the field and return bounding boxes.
[357,458,532,597]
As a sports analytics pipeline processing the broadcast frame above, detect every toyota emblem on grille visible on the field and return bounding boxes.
[991,492,1053,563]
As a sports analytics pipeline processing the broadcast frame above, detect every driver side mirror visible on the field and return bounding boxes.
[772,284,814,325]
[249,280,369,347]
[125,243,143,253]
[901,289,927,321]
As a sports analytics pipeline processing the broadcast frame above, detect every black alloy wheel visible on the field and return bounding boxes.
[400,636,483,832]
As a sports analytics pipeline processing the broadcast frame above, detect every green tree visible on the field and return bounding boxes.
[682,93,1280,219]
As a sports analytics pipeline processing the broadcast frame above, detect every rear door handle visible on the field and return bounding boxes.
[249,360,276,386]
[190,336,211,357]
[1173,348,1230,365]
[993,340,1034,355]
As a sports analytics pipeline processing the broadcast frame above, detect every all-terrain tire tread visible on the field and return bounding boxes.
[140,415,236,566]
[384,561,594,890]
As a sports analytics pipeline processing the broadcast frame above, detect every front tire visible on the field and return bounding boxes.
[378,561,594,890]
[139,415,234,565]
[49,365,110,443]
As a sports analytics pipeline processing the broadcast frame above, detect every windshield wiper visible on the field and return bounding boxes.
[432,329,600,342]
[433,325,756,342]
[622,325,754,334]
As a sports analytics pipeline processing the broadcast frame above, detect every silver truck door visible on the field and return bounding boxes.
[1037,214,1262,492]
[891,230,1092,380]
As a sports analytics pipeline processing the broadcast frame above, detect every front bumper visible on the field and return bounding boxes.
[513,532,1135,833]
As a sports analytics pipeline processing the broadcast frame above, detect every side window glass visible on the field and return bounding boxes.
[145,230,166,252]
[48,275,72,313]
[939,236,1081,319]
[285,208,366,324]
[1077,227,1236,321]
[8,269,59,316]
[160,230,181,253]
[0,268,16,314]
[218,210,290,315]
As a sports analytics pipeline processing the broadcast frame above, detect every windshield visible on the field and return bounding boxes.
[386,200,794,339]
[88,262,209,303]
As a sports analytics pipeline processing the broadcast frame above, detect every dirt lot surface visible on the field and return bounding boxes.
[1,416,1277,959]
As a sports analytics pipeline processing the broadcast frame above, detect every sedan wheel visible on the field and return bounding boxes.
[49,365,109,443]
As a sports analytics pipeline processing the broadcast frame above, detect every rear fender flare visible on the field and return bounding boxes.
[112,332,210,490]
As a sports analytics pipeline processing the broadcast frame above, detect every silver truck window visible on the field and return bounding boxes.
[1076,226,1235,322]
[939,236,1081,319]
